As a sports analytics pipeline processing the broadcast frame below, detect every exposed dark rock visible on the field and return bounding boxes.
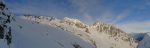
[72,43,82,48]
[0,0,12,46]
[0,1,5,10]
[0,25,4,39]
[5,31,12,45]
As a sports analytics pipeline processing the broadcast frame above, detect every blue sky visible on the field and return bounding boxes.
[4,0,150,33]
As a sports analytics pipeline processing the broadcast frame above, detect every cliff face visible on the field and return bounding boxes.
[0,0,12,46]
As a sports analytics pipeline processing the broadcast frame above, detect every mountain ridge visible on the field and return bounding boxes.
[21,15,138,48]
[0,1,142,48]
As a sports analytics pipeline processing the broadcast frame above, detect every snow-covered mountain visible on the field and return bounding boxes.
[4,15,138,48]
[20,16,138,48]
[129,32,150,48]
[0,0,141,48]
[138,32,150,48]
[129,33,146,42]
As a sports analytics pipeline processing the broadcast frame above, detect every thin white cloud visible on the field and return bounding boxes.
[5,0,70,19]
[69,0,131,25]
[83,13,94,24]
[96,8,130,25]
[69,0,95,24]
[111,9,130,24]
[70,0,87,13]
[97,9,115,23]
[117,21,150,33]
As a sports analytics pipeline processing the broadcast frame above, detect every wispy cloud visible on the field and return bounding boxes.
[117,21,150,33]
[111,9,130,24]
[69,0,95,24]
[69,0,130,24]
[96,9,131,25]
[98,9,114,22]
[6,0,130,24]
[5,0,71,19]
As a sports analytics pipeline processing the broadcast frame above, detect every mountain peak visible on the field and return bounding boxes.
[60,17,87,28]
[63,17,81,23]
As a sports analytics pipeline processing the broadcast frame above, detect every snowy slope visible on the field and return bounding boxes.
[1,1,94,48]
[21,16,138,48]
[138,32,150,48]
[9,16,95,48]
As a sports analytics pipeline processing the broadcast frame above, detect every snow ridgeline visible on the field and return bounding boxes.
[22,15,138,48]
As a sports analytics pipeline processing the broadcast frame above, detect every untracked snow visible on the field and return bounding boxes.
[10,16,94,48]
